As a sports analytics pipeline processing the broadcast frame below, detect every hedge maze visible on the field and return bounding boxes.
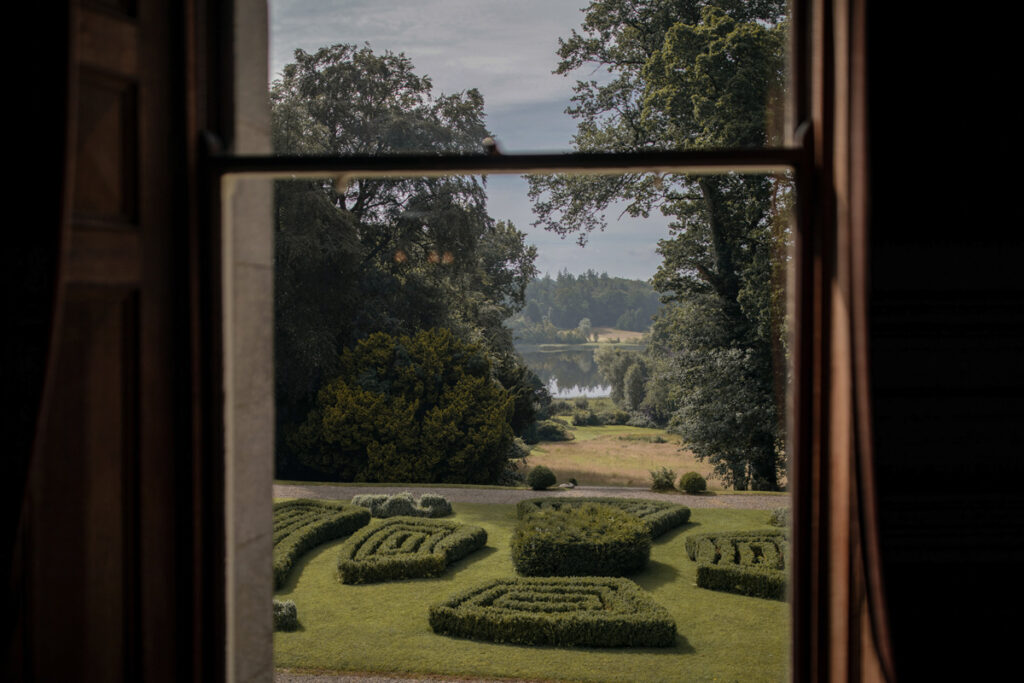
[350,491,453,518]
[512,503,652,576]
[684,530,789,600]
[273,499,371,589]
[429,577,677,647]
[337,517,487,583]
[516,497,691,538]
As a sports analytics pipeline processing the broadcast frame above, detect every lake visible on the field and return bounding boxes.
[516,345,641,398]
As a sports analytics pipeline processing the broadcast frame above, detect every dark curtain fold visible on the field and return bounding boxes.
[3,2,76,674]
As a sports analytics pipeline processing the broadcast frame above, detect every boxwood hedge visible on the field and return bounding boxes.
[516,497,691,538]
[429,577,676,647]
[350,491,453,518]
[511,503,651,576]
[272,499,371,589]
[337,517,487,584]
[684,529,789,600]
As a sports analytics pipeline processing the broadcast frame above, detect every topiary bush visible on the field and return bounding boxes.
[684,529,788,600]
[679,471,707,494]
[350,491,453,518]
[526,465,557,490]
[337,517,487,583]
[273,599,299,631]
[516,497,691,539]
[272,500,371,589]
[429,577,676,648]
[768,506,791,527]
[511,503,651,576]
[649,466,676,491]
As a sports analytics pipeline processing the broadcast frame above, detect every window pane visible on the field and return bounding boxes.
[268,0,791,155]
[271,168,793,679]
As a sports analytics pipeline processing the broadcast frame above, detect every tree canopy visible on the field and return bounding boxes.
[272,44,542,480]
[533,1,790,489]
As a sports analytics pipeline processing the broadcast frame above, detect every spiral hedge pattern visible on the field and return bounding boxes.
[516,497,691,538]
[429,577,677,647]
[272,499,371,589]
[337,517,487,583]
[684,529,789,600]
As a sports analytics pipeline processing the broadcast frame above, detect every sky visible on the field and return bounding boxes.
[268,0,671,281]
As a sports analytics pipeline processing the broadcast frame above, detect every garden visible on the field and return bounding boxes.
[272,493,790,681]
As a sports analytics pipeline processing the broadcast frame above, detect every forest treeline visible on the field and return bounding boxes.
[512,271,662,334]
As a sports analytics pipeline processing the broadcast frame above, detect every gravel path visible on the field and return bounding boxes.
[273,482,787,510]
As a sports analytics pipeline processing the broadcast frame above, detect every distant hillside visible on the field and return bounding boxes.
[507,271,662,338]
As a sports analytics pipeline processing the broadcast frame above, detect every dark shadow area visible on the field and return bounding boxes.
[633,560,680,591]
[442,545,498,580]
[655,522,699,545]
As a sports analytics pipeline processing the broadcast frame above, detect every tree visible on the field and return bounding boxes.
[272,44,541,477]
[529,1,789,489]
[293,329,514,484]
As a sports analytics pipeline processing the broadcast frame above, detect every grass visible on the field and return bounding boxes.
[527,424,721,489]
[274,502,788,681]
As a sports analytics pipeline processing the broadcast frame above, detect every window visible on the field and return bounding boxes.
[210,0,893,680]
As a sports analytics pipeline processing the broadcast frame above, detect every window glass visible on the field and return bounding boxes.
[271,169,793,680]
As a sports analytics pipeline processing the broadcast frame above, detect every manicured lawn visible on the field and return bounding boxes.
[273,502,788,682]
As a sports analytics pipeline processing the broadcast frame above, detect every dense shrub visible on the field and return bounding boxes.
[684,530,788,600]
[549,399,575,415]
[625,413,660,428]
[511,503,651,576]
[571,409,602,426]
[522,419,575,444]
[573,396,590,409]
[273,599,299,631]
[679,471,707,494]
[516,497,691,538]
[596,410,631,425]
[337,517,487,583]
[617,433,666,443]
[350,491,452,518]
[272,500,371,589]
[292,328,514,484]
[768,506,791,527]
[649,466,677,491]
[429,577,676,647]
[526,465,557,490]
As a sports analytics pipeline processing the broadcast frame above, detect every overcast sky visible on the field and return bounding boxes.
[269,0,670,281]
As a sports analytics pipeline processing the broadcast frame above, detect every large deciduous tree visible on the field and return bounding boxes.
[530,1,790,489]
[272,44,540,479]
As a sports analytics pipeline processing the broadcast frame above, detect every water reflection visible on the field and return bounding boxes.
[517,347,612,398]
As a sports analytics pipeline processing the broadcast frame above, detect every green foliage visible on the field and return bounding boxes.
[768,506,791,527]
[596,409,630,425]
[507,271,661,333]
[526,465,557,490]
[294,328,514,484]
[271,43,541,478]
[272,500,371,589]
[429,576,676,648]
[512,503,651,576]
[684,530,788,600]
[527,1,790,490]
[273,600,299,632]
[516,497,690,539]
[522,419,575,444]
[679,471,707,494]
[337,517,487,584]
[350,492,453,518]
[571,408,602,426]
[649,466,677,491]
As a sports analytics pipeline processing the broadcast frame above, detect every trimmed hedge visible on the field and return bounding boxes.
[684,529,788,600]
[350,491,453,518]
[272,500,371,589]
[678,471,707,494]
[516,497,691,539]
[337,517,487,584]
[526,465,557,490]
[511,503,651,576]
[273,599,298,631]
[429,577,676,647]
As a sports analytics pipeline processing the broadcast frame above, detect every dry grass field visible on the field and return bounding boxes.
[527,425,723,488]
